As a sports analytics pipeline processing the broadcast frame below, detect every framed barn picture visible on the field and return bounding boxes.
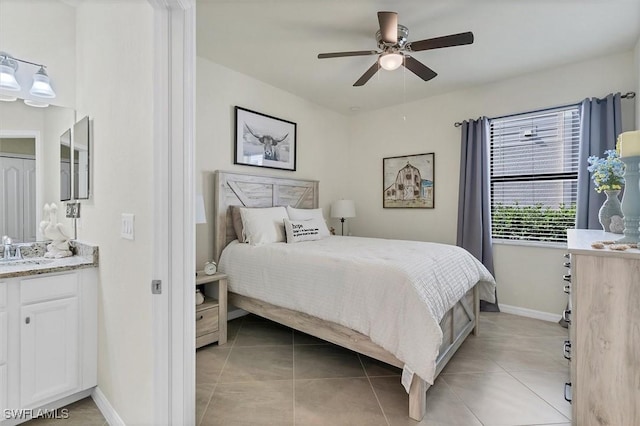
[383,153,435,208]
[234,106,297,171]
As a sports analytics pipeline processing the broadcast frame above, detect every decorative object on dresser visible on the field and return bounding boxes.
[194,271,227,348]
[330,200,356,236]
[234,106,297,171]
[566,229,640,425]
[616,130,640,243]
[383,153,434,208]
[587,149,625,233]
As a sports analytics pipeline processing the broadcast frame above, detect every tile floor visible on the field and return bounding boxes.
[24,397,106,425]
[196,312,572,426]
[25,312,571,425]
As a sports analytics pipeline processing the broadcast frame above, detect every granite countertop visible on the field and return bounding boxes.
[0,240,99,279]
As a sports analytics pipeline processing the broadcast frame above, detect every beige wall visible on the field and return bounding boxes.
[196,57,351,268]
[0,138,35,155]
[348,50,636,316]
[75,1,155,424]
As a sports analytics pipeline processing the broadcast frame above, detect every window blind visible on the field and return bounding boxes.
[490,106,580,243]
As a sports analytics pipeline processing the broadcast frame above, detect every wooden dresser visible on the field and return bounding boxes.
[566,229,640,425]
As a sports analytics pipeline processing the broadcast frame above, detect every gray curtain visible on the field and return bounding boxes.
[576,93,623,229]
[457,117,499,312]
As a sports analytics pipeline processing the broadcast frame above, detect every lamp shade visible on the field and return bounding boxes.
[0,63,20,91]
[331,200,356,219]
[195,194,207,224]
[30,67,56,98]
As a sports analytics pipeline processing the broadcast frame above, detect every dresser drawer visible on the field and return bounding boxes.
[196,306,219,337]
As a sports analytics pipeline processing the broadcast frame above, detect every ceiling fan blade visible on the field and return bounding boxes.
[318,50,379,59]
[377,11,398,44]
[403,56,438,81]
[353,61,380,86]
[409,31,474,52]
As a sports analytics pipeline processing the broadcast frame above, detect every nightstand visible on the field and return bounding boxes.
[195,272,227,348]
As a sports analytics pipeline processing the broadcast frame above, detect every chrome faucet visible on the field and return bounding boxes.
[2,236,22,260]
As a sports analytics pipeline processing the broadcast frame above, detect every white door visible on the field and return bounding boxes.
[0,157,23,241]
[20,297,79,407]
[23,159,36,242]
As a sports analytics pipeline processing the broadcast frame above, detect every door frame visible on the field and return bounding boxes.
[148,1,196,425]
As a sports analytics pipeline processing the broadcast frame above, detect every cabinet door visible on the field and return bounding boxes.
[0,364,6,415]
[20,297,79,407]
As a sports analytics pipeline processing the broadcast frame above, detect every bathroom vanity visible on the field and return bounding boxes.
[0,242,98,425]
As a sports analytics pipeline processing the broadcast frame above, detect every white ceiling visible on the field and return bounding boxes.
[196,0,640,115]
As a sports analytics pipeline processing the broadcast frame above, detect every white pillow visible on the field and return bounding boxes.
[286,206,330,237]
[284,218,327,243]
[239,206,288,245]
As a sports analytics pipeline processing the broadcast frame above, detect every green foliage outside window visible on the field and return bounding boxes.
[491,203,576,243]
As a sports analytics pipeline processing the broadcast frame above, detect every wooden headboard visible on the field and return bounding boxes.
[213,170,319,261]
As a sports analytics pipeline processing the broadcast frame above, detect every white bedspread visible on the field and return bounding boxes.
[219,236,496,384]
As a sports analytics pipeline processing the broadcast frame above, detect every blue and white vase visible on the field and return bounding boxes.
[598,189,624,233]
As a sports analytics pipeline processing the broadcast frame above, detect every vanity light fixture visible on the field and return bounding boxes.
[0,52,56,103]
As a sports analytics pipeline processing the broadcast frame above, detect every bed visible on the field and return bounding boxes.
[212,170,496,421]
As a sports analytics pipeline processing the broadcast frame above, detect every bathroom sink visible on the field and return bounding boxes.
[0,258,55,267]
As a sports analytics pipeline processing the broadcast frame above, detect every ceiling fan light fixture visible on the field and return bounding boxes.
[379,52,403,71]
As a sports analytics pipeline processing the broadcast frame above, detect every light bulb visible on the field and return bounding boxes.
[379,53,403,71]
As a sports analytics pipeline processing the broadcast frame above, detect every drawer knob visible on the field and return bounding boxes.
[25,317,30,324]
[196,315,204,321]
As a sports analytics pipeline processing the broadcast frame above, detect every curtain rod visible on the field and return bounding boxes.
[453,91,636,127]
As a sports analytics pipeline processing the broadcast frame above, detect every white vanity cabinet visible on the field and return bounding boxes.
[0,282,7,416]
[0,268,97,424]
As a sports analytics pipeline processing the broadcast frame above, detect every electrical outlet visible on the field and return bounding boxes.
[121,214,135,240]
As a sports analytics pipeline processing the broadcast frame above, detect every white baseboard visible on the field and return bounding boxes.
[499,304,562,323]
[91,387,124,426]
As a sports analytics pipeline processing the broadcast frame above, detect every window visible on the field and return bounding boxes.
[489,105,580,243]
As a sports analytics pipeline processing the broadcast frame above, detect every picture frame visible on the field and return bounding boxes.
[234,106,297,171]
[383,153,435,208]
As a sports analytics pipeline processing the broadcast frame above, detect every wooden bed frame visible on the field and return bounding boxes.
[212,170,480,421]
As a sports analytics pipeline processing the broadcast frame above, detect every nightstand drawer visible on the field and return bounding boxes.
[196,306,219,337]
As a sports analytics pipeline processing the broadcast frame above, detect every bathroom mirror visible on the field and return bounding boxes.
[60,129,72,201]
[73,116,90,199]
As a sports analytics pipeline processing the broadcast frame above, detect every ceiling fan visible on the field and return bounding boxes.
[317,11,474,86]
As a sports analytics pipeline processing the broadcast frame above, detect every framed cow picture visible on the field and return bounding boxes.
[383,152,434,208]
[234,106,297,171]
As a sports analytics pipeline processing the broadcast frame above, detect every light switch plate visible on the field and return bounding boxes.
[121,214,135,240]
